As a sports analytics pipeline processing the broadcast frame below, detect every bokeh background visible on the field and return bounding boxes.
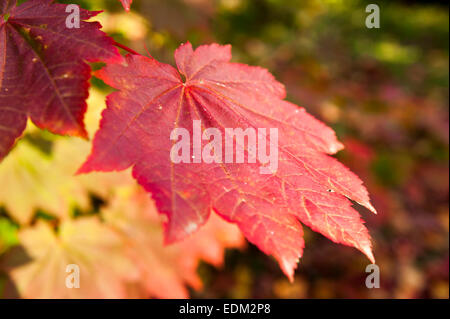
[0,0,448,298]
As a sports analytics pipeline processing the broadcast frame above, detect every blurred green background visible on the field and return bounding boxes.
[2,0,449,298]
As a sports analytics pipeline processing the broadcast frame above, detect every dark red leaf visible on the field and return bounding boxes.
[0,0,121,161]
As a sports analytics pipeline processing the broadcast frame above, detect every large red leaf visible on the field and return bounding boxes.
[0,0,120,161]
[79,43,376,280]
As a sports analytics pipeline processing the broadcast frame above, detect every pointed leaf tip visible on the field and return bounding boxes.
[119,0,132,11]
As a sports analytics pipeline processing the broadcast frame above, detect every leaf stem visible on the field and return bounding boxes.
[113,41,140,56]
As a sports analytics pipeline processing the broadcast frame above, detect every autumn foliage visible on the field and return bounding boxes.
[2,0,371,297]
[0,0,448,299]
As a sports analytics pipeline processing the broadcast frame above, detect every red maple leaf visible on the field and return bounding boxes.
[79,43,376,280]
[119,0,132,12]
[0,0,120,161]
